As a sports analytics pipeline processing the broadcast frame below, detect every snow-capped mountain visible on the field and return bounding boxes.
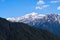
[7,12,60,24]
[7,12,60,35]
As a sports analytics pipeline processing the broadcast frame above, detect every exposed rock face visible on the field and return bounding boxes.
[0,17,60,40]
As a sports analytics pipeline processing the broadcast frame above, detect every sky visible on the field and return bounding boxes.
[0,0,60,18]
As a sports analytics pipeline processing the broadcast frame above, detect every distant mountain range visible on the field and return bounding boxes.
[0,17,60,40]
[7,13,60,35]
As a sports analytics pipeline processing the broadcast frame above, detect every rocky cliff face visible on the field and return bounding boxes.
[0,17,60,40]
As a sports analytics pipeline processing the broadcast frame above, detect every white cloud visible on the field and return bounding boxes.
[57,6,60,10]
[50,0,60,3]
[51,1,58,3]
[36,6,42,10]
[37,0,45,5]
[42,5,49,8]
[36,0,49,10]
[36,5,49,10]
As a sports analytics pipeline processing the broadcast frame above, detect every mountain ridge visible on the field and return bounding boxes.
[6,13,60,35]
[0,17,60,40]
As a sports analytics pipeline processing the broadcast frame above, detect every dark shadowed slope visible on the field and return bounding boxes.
[0,17,60,40]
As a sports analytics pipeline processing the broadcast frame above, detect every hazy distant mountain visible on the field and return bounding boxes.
[7,12,60,35]
[0,17,60,40]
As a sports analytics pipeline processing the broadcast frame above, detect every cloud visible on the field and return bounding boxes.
[42,5,49,8]
[50,0,60,3]
[36,0,49,10]
[36,6,42,10]
[37,0,45,5]
[36,5,49,10]
[57,6,60,10]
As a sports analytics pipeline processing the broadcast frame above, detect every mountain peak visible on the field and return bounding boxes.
[24,12,38,17]
[25,12,45,16]
[7,12,46,23]
[7,13,60,23]
[23,12,45,19]
[28,12,38,15]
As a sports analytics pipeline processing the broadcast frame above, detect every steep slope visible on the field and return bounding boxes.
[0,17,60,40]
[7,12,60,35]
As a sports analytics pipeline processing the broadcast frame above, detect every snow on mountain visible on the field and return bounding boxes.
[6,12,60,35]
[7,12,48,27]
[7,12,60,24]
[7,12,46,22]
